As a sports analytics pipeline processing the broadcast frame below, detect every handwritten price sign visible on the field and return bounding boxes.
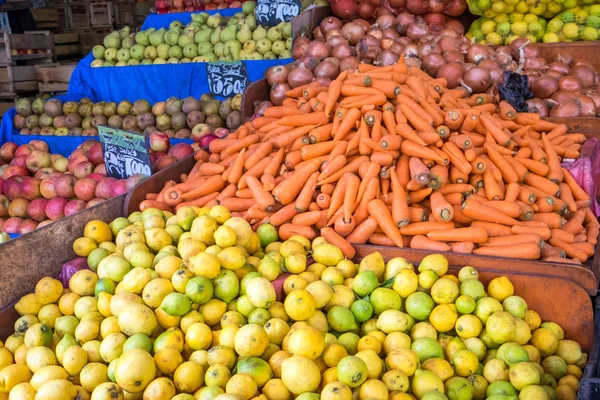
[206,62,250,98]
[256,0,301,26]
[99,125,152,179]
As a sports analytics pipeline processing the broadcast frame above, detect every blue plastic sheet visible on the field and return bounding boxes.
[142,9,242,30]
[68,53,289,104]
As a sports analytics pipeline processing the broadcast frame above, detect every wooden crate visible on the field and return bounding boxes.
[31,8,59,30]
[78,31,105,55]
[36,63,75,93]
[0,65,37,96]
[53,32,81,58]
[66,2,91,30]
[114,0,135,27]
[89,1,113,28]
[0,100,14,119]
[134,1,152,25]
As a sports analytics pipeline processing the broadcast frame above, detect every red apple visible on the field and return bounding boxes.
[2,165,28,180]
[37,220,53,228]
[20,177,41,200]
[94,164,107,175]
[80,139,99,151]
[8,198,29,218]
[69,149,88,160]
[54,174,77,198]
[45,197,69,221]
[2,217,22,233]
[125,174,146,190]
[87,173,105,182]
[14,144,34,158]
[40,176,59,199]
[34,167,55,180]
[86,198,106,208]
[10,155,28,168]
[0,142,17,162]
[27,198,48,222]
[25,150,52,172]
[88,143,104,165]
[68,154,89,173]
[154,155,177,171]
[169,143,194,161]
[74,161,94,179]
[52,156,69,173]
[111,180,128,197]
[64,199,87,216]
[74,178,98,202]
[19,218,38,234]
[149,132,170,153]
[3,176,23,200]
[29,140,49,153]
[95,177,117,199]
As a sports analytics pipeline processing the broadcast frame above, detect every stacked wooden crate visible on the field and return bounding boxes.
[36,63,75,94]
[53,32,80,59]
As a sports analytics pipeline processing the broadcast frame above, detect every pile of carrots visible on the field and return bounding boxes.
[141,57,599,264]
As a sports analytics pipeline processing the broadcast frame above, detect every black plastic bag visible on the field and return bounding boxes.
[497,71,534,113]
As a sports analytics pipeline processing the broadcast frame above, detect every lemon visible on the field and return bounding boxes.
[358,251,385,281]
[411,369,444,399]
[541,322,565,340]
[405,292,435,321]
[455,314,483,339]
[418,269,439,290]
[288,326,325,359]
[235,324,269,357]
[429,304,458,333]
[189,252,221,279]
[431,278,459,305]
[336,356,368,388]
[392,269,419,298]
[174,361,205,393]
[284,289,316,321]
[531,328,559,356]
[421,358,454,382]
[305,281,333,309]
[217,247,246,270]
[452,349,479,377]
[556,340,582,364]
[312,243,343,266]
[370,288,401,315]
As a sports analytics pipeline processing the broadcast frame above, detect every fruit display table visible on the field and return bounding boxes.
[141,8,242,30]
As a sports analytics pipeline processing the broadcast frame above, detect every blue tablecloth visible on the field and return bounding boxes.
[68,53,289,104]
[142,9,242,30]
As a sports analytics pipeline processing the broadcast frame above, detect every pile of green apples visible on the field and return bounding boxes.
[91,2,293,66]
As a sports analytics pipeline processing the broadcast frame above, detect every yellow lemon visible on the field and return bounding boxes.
[429,305,458,333]
[392,269,419,298]
[84,220,113,243]
[73,237,98,257]
[284,290,316,321]
[488,276,514,302]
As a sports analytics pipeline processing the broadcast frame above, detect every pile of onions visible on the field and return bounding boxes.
[329,0,467,20]
[263,15,600,116]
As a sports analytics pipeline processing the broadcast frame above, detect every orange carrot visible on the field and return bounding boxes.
[427,227,488,243]
[549,238,588,263]
[410,235,451,252]
[449,241,475,254]
[346,217,378,244]
[562,168,590,202]
[401,140,445,164]
[511,225,552,240]
[461,198,519,226]
[471,221,512,237]
[483,233,543,247]
[219,197,256,212]
[368,199,404,247]
[294,171,319,212]
[320,227,356,258]
[473,243,541,259]
[279,224,317,241]
[272,159,321,205]
[390,168,410,228]
[430,191,454,222]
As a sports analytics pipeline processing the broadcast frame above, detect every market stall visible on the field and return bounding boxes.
[0,0,599,398]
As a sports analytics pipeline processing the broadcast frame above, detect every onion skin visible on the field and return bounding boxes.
[531,76,559,99]
[526,98,549,117]
[463,66,492,93]
[340,56,359,72]
[437,63,464,89]
[320,17,343,35]
[265,65,290,86]
[375,50,400,66]
[569,64,597,88]
[550,101,581,118]
[270,83,291,106]
[314,60,339,80]
[287,65,314,89]
[423,53,446,76]
[341,22,365,46]
[558,76,582,92]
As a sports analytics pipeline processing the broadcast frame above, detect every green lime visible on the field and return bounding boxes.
[456,295,476,315]
[257,223,278,247]
[123,333,152,353]
[160,292,192,316]
[337,332,360,355]
[369,288,401,315]
[186,276,214,304]
[88,248,111,272]
[460,279,486,300]
[95,277,116,297]
[503,296,528,319]
[411,337,444,363]
[212,269,240,303]
[327,305,358,332]
[405,292,435,321]
[486,381,517,397]
[248,308,270,326]
[352,271,379,298]
[350,300,374,323]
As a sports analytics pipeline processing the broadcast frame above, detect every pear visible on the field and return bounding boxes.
[237,25,252,43]
[178,32,194,47]
[135,30,151,46]
[164,29,180,46]
[252,25,267,41]
[169,20,182,30]
[183,43,198,59]
[281,22,292,39]
[267,26,283,42]
[210,27,222,45]
[153,58,167,64]
[168,45,183,60]
[245,15,257,31]
[263,51,276,60]
[214,42,225,58]
[243,40,256,53]
[256,38,271,55]
[228,17,239,26]
[119,26,131,39]
[242,1,255,14]
[144,45,157,60]
[194,28,212,44]
[197,42,214,56]
[149,28,165,46]
[129,44,145,61]
[220,25,237,42]
[141,59,153,65]
[156,43,170,59]
[103,32,121,49]
[207,14,222,28]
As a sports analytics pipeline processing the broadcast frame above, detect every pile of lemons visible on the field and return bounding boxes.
[0,205,587,400]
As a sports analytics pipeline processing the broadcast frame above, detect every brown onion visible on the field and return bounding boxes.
[418,43,441,58]
[341,22,364,45]
[551,91,578,103]
[395,12,415,35]
[331,43,352,59]
[437,63,464,89]
[478,59,499,70]
[569,64,596,88]
[324,57,341,67]
[444,51,464,64]
[388,0,406,7]
[438,36,460,53]
[376,50,400,66]
[557,53,574,66]
[444,20,465,35]
[320,17,342,35]
[315,77,331,86]
[297,56,319,71]
[367,27,384,41]
[546,70,564,80]
[489,68,503,84]
[358,35,382,61]
[390,42,405,55]
[314,61,339,80]
[403,43,419,58]
[463,66,492,93]
[358,2,375,19]
[422,53,446,76]
[382,28,400,40]
[550,101,581,117]
[463,63,475,72]
[325,29,342,41]
[376,14,396,29]
[576,94,597,117]
[548,61,569,76]
[525,98,549,117]
[287,64,313,88]
[559,76,582,92]
[587,92,600,110]
[531,76,559,99]
[327,35,348,48]
[340,56,359,72]
[292,37,309,59]
[305,40,330,60]
[265,65,290,86]
[270,83,291,106]
[524,57,545,71]
[407,22,430,41]
[354,19,371,31]
[312,27,323,40]
[466,44,491,64]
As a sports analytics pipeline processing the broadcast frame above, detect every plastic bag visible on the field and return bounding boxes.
[497,71,534,113]
[466,13,547,45]
[544,5,600,43]
[58,258,89,288]
[562,138,600,217]
[467,0,579,18]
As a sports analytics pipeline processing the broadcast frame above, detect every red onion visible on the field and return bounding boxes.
[199,134,218,148]
[531,76,559,98]
[314,60,339,80]
[551,91,578,103]
[463,63,475,72]
[569,65,596,88]
[437,63,464,89]
[254,101,272,117]
[292,39,309,59]
[478,59,500,70]
[354,19,371,32]
[332,43,352,59]
[382,28,400,40]
[403,43,419,59]
[376,50,400,66]
[463,66,492,93]
[524,57,545,71]
[341,22,364,45]
[395,13,415,35]
[265,65,290,86]
[576,94,597,117]
[358,35,382,61]
[525,98,549,117]
[438,36,460,53]
[315,77,331,86]
[546,70,564,80]
[270,83,291,106]
[330,0,359,19]
[550,101,581,117]
[587,92,600,111]
[327,35,348,49]
[376,14,396,29]
[325,29,342,41]
[489,68,503,84]
[312,27,323,40]
[390,42,405,55]
[288,63,313,88]
[324,57,341,67]
[559,76,582,92]
[422,53,446,76]
[444,51,464,64]
[388,0,406,7]
[358,2,375,19]
[418,43,441,58]
[423,13,447,29]
[320,17,342,35]
[367,27,384,41]
[407,22,430,41]
[59,258,88,287]
[445,0,467,17]
[340,56,359,72]
[305,40,330,61]
[296,56,319,71]
[548,62,569,76]
[466,44,492,65]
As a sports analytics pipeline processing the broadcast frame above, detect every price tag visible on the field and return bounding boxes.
[98,125,152,179]
[256,0,301,26]
[206,62,250,98]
